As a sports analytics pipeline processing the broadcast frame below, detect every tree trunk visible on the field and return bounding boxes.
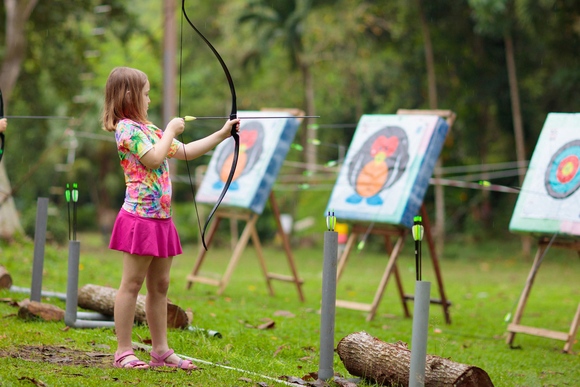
[0,265,12,289]
[0,164,23,238]
[77,284,189,329]
[0,0,38,102]
[301,61,317,173]
[416,0,445,256]
[18,299,65,321]
[504,31,531,258]
[337,332,494,387]
[0,0,38,239]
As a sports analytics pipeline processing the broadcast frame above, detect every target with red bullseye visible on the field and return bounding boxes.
[545,140,580,199]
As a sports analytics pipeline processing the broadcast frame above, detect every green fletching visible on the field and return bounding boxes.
[414,216,422,222]
[357,240,365,251]
[299,183,310,190]
[307,124,320,130]
[412,225,420,241]
[72,183,78,202]
[303,170,313,177]
[325,160,337,167]
[479,180,491,187]
[65,184,70,202]
[308,139,321,145]
[291,143,303,151]
[504,312,512,323]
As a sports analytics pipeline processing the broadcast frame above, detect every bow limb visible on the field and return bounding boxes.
[0,88,5,163]
[181,1,239,250]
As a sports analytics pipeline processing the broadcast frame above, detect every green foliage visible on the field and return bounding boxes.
[2,0,580,241]
[21,205,68,245]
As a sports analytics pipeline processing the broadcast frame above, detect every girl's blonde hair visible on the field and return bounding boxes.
[102,67,151,132]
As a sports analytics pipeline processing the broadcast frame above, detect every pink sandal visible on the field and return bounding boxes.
[149,349,197,370]
[113,350,149,369]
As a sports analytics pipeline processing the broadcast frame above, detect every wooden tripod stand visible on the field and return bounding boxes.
[335,205,451,323]
[506,236,580,353]
[185,192,305,302]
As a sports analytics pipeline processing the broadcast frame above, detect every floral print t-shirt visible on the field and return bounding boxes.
[115,119,181,218]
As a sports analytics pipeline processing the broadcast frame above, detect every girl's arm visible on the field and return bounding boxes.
[140,118,184,169]
[172,119,239,161]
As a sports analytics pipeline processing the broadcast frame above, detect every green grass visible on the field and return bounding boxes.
[0,233,579,386]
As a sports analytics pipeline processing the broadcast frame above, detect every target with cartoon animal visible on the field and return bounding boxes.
[196,111,300,214]
[510,113,580,237]
[326,114,449,228]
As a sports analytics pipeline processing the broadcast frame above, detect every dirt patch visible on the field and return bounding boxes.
[0,345,112,368]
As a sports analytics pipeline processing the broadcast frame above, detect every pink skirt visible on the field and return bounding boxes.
[108,209,182,258]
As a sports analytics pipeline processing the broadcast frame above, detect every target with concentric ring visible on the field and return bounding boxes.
[545,139,580,199]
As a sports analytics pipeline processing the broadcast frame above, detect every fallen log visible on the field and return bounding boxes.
[18,299,64,321]
[77,284,188,329]
[337,331,494,387]
[0,265,12,289]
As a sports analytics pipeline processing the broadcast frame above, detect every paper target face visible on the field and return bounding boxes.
[510,113,580,237]
[325,114,449,227]
[545,140,580,199]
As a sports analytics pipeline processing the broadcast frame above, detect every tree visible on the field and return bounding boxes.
[0,0,38,237]
[0,0,137,239]
[236,0,319,170]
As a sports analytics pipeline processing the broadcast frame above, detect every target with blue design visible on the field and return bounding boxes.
[510,113,580,237]
[545,140,580,199]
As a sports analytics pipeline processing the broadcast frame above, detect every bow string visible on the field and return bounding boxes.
[181,0,240,250]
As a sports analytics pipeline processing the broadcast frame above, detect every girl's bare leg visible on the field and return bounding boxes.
[146,257,194,368]
[115,252,152,366]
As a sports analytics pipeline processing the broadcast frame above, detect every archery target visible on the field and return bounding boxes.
[325,114,449,228]
[196,111,300,215]
[545,140,580,199]
[510,113,580,237]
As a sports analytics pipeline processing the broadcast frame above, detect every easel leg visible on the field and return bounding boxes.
[563,303,580,353]
[250,225,275,297]
[337,232,358,282]
[385,235,411,318]
[366,232,407,322]
[218,214,259,295]
[421,205,451,324]
[186,216,222,289]
[506,244,546,346]
[269,192,305,302]
[230,219,239,250]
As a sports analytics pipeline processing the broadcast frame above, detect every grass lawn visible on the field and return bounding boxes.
[0,233,579,386]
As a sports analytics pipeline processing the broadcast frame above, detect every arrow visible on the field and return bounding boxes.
[184,115,319,121]
[2,115,73,120]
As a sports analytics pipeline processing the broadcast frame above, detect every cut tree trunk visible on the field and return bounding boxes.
[77,284,188,329]
[0,265,12,289]
[337,331,494,387]
[18,299,64,321]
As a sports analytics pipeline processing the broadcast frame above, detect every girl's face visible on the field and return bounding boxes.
[141,80,151,114]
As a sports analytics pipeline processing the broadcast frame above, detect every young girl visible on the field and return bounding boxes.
[102,67,239,369]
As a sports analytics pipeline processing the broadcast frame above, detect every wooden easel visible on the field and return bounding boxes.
[335,205,451,323]
[506,236,580,353]
[334,109,456,323]
[185,191,305,302]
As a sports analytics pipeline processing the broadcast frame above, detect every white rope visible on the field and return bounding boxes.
[130,341,297,386]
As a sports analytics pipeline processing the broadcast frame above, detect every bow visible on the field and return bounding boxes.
[181,1,239,250]
[0,88,5,163]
